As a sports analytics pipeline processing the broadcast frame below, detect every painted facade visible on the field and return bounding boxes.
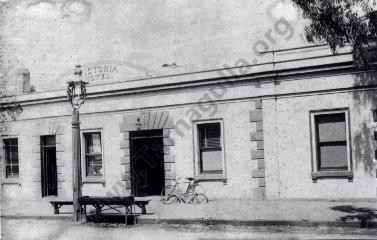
[1,44,377,215]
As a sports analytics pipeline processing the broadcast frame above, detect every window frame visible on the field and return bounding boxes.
[310,108,353,182]
[1,136,21,185]
[81,129,105,184]
[193,119,227,182]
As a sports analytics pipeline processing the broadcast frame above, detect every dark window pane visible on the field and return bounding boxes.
[199,123,221,148]
[43,136,56,146]
[11,138,18,145]
[316,113,346,142]
[6,166,11,178]
[198,123,223,174]
[3,138,19,178]
[319,144,348,170]
[11,147,18,164]
[11,165,19,175]
[84,134,93,153]
[5,147,11,164]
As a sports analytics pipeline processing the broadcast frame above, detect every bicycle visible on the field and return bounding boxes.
[161,177,208,204]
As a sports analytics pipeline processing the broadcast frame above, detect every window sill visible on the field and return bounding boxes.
[82,178,105,186]
[312,171,353,182]
[2,178,21,185]
[195,174,227,184]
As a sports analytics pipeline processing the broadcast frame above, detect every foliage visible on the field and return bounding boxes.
[291,0,377,69]
[0,79,22,133]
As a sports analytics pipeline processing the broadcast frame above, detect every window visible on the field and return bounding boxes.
[198,123,223,174]
[3,138,19,178]
[194,120,226,181]
[310,109,352,181]
[83,132,103,177]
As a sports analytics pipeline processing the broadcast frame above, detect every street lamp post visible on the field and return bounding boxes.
[67,65,88,222]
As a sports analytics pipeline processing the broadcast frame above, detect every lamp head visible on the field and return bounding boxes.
[67,65,88,109]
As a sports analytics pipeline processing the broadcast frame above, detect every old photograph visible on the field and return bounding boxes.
[1,0,377,239]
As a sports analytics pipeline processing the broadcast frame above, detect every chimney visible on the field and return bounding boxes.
[16,69,30,94]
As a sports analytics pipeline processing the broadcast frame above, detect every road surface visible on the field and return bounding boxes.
[1,219,377,240]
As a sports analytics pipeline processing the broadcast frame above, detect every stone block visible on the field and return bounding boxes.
[257,141,264,150]
[164,155,175,163]
[121,173,128,181]
[58,189,66,197]
[252,169,265,178]
[33,174,41,182]
[255,99,262,109]
[164,118,174,129]
[56,144,65,152]
[164,146,170,155]
[256,121,263,132]
[164,162,172,171]
[125,163,131,173]
[258,159,265,169]
[252,187,266,200]
[32,145,41,153]
[120,156,130,165]
[122,188,131,196]
[165,171,176,180]
[258,179,266,187]
[123,148,130,156]
[57,167,64,174]
[123,132,130,140]
[249,110,263,122]
[56,161,65,167]
[251,150,264,159]
[33,159,41,168]
[165,179,172,187]
[120,140,129,149]
[163,129,171,137]
[119,122,127,133]
[157,112,169,129]
[163,137,175,146]
[57,174,65,182]
[55,135,63,144]
[56,151,64,159]
[250,132,263,141]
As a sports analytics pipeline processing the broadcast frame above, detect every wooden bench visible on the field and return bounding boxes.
[78,196,135,223]
[50,201,73,214]
[134,200,150,214]
[50,197,150,216]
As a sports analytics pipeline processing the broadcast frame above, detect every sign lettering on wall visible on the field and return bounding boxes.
[57,61,156,89]
[82,64,119,82]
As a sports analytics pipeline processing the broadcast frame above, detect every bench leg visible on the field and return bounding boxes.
[53,204,62,214]
[135,203,146,214]
[141,204,146,214]
[54,205,59,214]
[95,204,102,215]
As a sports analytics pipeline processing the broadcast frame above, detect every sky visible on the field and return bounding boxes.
[1,0,306,92]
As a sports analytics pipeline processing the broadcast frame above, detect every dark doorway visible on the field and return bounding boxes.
[41,135,57,197]
[130,129,164,196]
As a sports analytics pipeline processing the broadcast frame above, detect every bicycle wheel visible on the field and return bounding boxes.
[165,194,179,204]
[193,184,206,194]
[192,193,208,204]
[161,185,176,203]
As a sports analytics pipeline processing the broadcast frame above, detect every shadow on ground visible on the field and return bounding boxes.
[331,205,377,228]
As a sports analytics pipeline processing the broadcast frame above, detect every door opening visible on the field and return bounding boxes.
[41,135,57,197]
[130,129,164,196]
